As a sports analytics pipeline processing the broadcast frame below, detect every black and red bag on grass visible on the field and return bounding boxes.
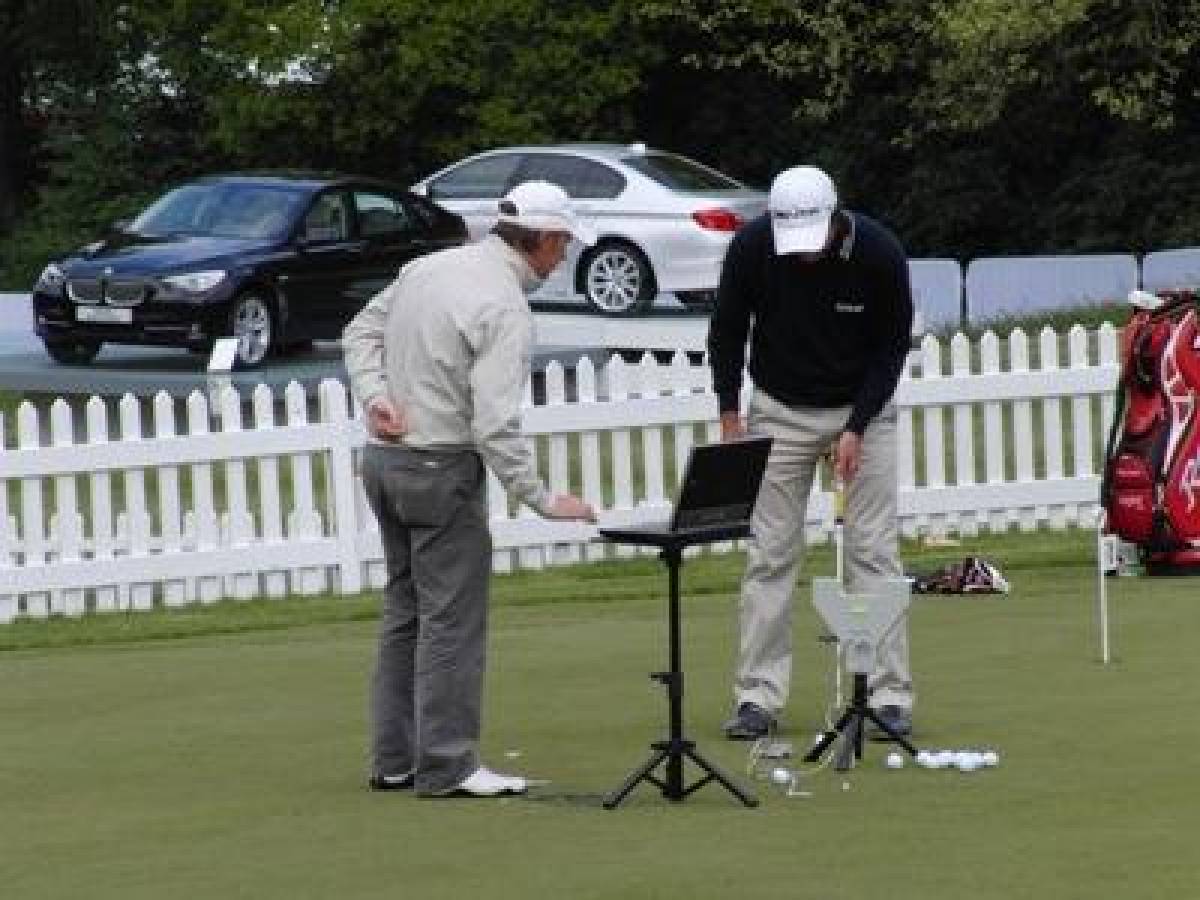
[1102,289,1200,574]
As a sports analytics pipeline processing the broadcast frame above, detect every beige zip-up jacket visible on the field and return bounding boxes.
[342,235,551,514]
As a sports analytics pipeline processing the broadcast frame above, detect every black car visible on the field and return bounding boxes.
[32,172,467,367]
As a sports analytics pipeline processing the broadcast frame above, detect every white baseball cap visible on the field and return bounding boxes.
[498,180,597,246]
[768,166,838,254]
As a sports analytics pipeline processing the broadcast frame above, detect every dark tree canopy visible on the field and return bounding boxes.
[2,0,1198,285]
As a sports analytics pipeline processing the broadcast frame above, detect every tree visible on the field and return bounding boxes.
[0,0,130,234]
[151,0,655,183]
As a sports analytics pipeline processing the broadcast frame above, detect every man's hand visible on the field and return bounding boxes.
[544,493,597,523]
[833,430,863,484]
[366,396,408,441]
[719,410,746,442]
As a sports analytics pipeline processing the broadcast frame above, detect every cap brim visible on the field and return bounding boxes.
[772,216,831,254]
[570,220,597,247]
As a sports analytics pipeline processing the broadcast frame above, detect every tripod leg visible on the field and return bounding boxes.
[833,712,862,771]
[602,745,671,810]
[682,746,759,808]
[803,706,857,763]
[863,709,919,756]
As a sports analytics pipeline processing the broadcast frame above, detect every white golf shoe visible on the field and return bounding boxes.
[437,766,527,797]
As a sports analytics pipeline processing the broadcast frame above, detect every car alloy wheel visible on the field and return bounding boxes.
[582,241,656,316]
[229,291,274,368]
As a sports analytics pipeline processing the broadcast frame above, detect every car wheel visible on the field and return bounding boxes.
[227,291,275,368]
[43,339,102,365]
[580,241,656,316]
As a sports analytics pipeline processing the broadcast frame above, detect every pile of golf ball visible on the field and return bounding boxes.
[908,748,1000,771]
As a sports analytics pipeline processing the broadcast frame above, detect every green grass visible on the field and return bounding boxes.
[3,528,1198,899]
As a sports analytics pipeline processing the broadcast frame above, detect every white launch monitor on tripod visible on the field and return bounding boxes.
[804,576,918,769]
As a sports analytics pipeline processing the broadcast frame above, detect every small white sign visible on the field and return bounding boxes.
[208,337,241,373]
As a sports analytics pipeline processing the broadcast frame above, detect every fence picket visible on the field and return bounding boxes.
[153,392,189,607]
[0,409,14,623]
[919,335,945,538]
[545,361,578,565]
[319,379,362,593]
[1069,325,1096,526]
[639,354,666,511]
[48,401,84,615]
[1009,330,1037,531]
[607,355,635,558]
[979,332,1007,532]
[119,396,154,610]
[219,386,257,600]
[576,358,606,562]
[1039,328,1067,529]
[86,398,119,612]
[18,402,50,618]
[949,333,977,536]
[252,385,288,598]
[285,381,327,594]
[186,392,222,603]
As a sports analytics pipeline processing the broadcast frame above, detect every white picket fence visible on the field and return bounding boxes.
[0,324,1120,622]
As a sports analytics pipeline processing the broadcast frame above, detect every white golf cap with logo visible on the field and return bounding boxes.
[498,180,597,246]
[769,166,838,254]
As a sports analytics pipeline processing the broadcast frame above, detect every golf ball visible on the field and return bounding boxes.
[885,752,904,770]
[771,767,792,786]
[955,754,980,772]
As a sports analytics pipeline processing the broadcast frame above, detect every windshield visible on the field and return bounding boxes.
[619,153,746,191]
[130,182,307,240]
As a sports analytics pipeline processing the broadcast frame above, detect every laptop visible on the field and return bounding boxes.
[599,435,773,542]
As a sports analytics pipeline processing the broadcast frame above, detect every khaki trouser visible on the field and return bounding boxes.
[734,391,913,716]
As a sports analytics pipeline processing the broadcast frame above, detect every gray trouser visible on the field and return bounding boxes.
[362,442,491,794]
[734,391,913,716]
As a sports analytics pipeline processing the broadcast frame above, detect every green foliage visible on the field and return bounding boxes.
[2,0,1199,285]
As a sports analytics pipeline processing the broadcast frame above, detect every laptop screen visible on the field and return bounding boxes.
[669,436,773,531]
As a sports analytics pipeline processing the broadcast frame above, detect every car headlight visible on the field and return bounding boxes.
[35,262,66,291]
[160,270,227,293]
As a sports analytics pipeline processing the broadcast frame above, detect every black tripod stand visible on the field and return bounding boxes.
[598,526,758,809]
[804,669,918,769]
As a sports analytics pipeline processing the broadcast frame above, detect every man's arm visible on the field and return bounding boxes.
[343,279,394,411]
[468,304,594,521]
[845,240,913,436]
[342,278,407,440]
[708,227,757,437]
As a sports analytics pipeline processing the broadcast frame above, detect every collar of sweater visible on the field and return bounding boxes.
[483,233,543,294]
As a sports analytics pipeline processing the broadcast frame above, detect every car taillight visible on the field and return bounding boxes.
[691,208,743,231]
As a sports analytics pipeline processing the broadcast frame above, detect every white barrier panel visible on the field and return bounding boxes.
[965,254,1138,323]
[909,258,962,331]
[1142,248,1200,292]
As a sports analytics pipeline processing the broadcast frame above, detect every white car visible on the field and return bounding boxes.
[412,143,766,316]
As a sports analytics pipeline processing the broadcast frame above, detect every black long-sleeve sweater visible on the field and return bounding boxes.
[707,211,913,435]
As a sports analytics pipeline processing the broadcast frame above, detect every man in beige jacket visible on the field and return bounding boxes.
[343,181,596,798]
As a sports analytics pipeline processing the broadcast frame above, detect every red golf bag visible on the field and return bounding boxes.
[1102,289,1200,574]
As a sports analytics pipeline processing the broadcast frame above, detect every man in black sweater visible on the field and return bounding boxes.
[708,165,915,741]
